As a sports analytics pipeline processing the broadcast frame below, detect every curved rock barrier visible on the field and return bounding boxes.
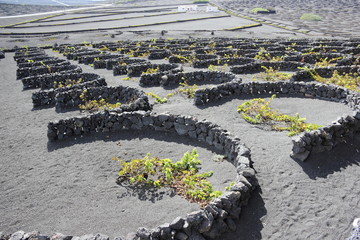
[18,58,67,68]
[193,80,360,161]
[54,85,148,112]
[46,111,257,239]
[15,55,55,64]
[14,52,46,62]
[140,70,237,87]
[148,49,171,60]
[126,63,179,77]
[291,66,360,82]
[16,62,75,79]
[32,78,107,108]
[193,57,255,68]
[105,58,146,71]
[79,54,125,65]
[22,72,103,90]
[283,52,346,64]
[65,50,101,61]
[230,61,309,74]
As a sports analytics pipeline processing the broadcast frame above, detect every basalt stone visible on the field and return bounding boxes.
[136,228,150,239]
[150,228,161,239]
[159,223,172,239]
[124,232,137,240]
[205,204,220,217]
[202,219,228,239]
[174,123,188,135]
[197,211,214,233]
[174,232,188,240]
[170,217,185,230]
[291,150,310,162]
[10,231,25,240]
[186,211,204,227]
[187,231,205,240]
[225,218,237,232]
[113,237,126,240]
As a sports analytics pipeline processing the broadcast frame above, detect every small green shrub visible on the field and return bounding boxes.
[176,81,199,99]
[254,47,284,62]
[53,78,83,88]
[300,13,322,21]
[252,66,292,81]
[146,92,168,104]
[250,8,271,13]
[237,95,322,136]
[78,89,121,112]
[142,67,159,75]
[113,149,222,208]
[314,57,343,67]
[300,67,360,91]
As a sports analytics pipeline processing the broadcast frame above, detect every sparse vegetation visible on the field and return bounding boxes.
[300,13,322,21]
[146,92,168,104]
[53,78,83,88]
[113,149,222,208]
[142,67,160,75]
[237,95,322,136]
[250,8,272,13]
[208,64,228,72]
[314,57,343,67]
[301,67,360,91]
[254,48,284,62]
[79,89,121,112]
[252,66,292,81]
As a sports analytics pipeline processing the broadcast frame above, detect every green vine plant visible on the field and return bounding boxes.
[174,81,199,99]
[78,89,121,112]
[254,47,284,62]
[252,66,292,81]
[39,61,52,73]
[170,54,197,64]
[146,81,200,104]
[285,42,298,52]
[146,92,168,104]
[208,64,228,72]
[313,57,343,67]
[53,78,83,88]
[121,76,136,81]
[237,94,322,136]
[112,149,222,208]
[142,67,160,75]
[299,67,360,92]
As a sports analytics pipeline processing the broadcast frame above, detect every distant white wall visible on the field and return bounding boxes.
[206,6,219,12]
[177,5,198,12]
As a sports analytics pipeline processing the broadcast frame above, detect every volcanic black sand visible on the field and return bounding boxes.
[0,1,360,240]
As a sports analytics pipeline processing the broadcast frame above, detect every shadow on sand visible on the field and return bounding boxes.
[215,187,266,240]
[295,133,360,180]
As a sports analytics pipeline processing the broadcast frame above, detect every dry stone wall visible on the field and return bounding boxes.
[32,78,107,108]
[46,111,257,239]
[22,72,103,90]
[54,85,149,112]
[140,70,237,87]
[194,80,360,161]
